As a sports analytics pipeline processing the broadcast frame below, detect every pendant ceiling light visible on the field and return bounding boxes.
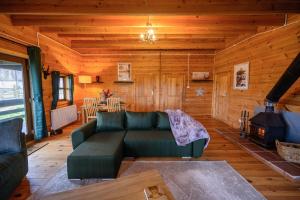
[140,16,157,43]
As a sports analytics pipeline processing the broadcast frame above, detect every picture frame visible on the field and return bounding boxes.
[233,62,249,90]
[117,63,131,81]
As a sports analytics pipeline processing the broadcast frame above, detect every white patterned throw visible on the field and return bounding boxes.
[165,109,210,147]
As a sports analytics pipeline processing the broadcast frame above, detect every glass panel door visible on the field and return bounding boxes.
[0,53,33,140]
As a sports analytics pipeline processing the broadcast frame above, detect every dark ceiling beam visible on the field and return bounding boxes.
[10,15,285,26]
[57,34,230,40]
[70,38,225,50]
[77,49,216,55]
[39,26,258,35]
[0,0,299,15]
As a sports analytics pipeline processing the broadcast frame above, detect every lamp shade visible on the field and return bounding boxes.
[78,75,92,84]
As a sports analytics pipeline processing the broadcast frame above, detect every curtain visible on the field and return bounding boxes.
[51,71,60,110]
[27,46,47,140]
[68,74,74,105]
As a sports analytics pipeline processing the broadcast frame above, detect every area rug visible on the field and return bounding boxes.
[32,161,265,200]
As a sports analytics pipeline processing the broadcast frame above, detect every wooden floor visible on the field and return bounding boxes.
[10,117,300,200]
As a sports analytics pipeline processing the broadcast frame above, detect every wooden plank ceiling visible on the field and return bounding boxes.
[1,0,297,54]
[1,0,299,15]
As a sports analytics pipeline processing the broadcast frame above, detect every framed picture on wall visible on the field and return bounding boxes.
[233,62,249,90]
[117,63,131,81]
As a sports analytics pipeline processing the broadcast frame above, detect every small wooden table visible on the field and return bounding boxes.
[43,170,174,200]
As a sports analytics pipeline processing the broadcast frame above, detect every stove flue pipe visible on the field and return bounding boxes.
[265,53,300,112]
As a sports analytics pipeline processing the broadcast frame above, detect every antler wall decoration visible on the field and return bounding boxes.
[42,65,50,79]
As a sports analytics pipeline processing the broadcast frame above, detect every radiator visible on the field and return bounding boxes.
[51,105,77,130]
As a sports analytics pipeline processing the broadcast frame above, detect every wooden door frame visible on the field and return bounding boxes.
[212,71,230,120]
[0,53,34,141]
[134,73,159,112]
[160,72,186,111]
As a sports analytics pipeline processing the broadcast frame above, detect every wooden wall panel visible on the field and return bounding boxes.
[213,21,300,128]
[0,15,38,46]
[79,53,214,117]
[0,37,28,58]
[77,55,161,111]
[38,36,81,128]
[0,15,82,129]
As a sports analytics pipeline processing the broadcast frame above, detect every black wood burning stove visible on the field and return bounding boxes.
[249,112,285,148]
[249,53,300,148]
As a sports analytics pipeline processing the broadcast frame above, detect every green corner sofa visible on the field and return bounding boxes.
[67,111,206,179]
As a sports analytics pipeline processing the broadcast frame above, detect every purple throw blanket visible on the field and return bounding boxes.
[165,109,210,148]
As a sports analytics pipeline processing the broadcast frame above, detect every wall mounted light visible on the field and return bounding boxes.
[78,75,92,87]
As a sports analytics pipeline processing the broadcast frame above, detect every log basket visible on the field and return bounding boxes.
[276,140,300,164]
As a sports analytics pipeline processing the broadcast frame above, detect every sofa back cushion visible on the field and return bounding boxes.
[126,112,156,130]
[0,118,23,153]
[156,112,171,130]
[96,112,125,132]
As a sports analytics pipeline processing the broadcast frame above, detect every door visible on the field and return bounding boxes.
[134,73,157,112]
[160,73,185,110]
[214,72,229,122]
[0,53,33,140]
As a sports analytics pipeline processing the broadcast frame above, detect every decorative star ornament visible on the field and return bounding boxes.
[195,88,205,96]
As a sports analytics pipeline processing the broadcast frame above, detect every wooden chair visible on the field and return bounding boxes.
[107,98,121,112]
[96,97,102,105]
[83,98,98,121]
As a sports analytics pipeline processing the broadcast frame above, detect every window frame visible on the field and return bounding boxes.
[0,53,34,141]
[58,76,68,101]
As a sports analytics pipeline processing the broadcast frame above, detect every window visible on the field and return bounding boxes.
[58,76,69,100]
[0,64,25,121]
[0,54,34,138]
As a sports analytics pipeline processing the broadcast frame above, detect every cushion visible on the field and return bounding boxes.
[156,112,171,130]
[96,112,125,132]
[0,118,23,153]
[124,130,192,157]
[125,112,156,130]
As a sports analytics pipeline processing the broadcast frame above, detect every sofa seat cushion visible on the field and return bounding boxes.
[67,131,125,179]
[0,153,26,187]
[124,130,192,157]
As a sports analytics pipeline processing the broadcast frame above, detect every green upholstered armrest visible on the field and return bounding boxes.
[193,139,206,158]
[71,119,97,149]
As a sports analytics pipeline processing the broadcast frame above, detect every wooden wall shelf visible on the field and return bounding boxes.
[92,81,104,84]
[192,79,213,82]
[114,80,134,84]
